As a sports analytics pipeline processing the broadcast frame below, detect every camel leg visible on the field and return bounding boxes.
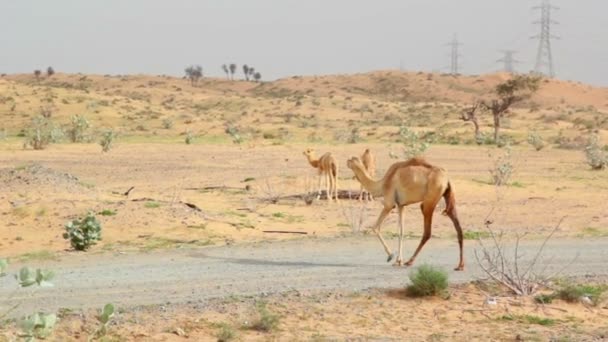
[394,206,406,266]
[316,173,322,200]
[333,173,339,203]
[370,207,394,262]
[405,198,440,267]
[446,207,465,271]
[325,172,331,201]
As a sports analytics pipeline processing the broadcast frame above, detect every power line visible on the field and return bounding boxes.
[447,34,462,75]
[531,0,559,77]
[497,50,520,74]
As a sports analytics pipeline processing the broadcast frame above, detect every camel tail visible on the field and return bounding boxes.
[442,181,456,216]
[331,161,338,178]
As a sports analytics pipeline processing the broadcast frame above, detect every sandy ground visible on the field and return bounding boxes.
[0,143,607,261]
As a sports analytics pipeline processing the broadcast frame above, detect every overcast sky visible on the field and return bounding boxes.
[1,0,606,86]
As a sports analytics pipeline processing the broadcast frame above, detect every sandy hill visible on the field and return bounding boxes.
[0,71,606,144]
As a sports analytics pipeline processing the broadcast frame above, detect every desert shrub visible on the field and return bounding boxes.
[556,284,606,306]
[217,323,237,342]
[251,301,280,332]
[584,135,608,170]
[20,312,57,340]
[91,303,115,339]
[398,126,429,158]
[99,129,116,152]
[23,115,63,150]
[67,114,91,142]
[225,125,243,144]
[162,118,174,129]
[534,293,555,304]
[527,131,546,151]
[63,212,102,251]
[406,264,448,297]
[185,130,194,144]
[489,147,513,186]
[347,127,361,144]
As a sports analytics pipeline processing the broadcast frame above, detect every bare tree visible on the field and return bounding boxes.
[253,72,261,82]
[221,64,229,80]
[460,102,481,141]
[229,63,237,80]
[478,75,540,145]
[184,65,203,86]
[34,69,41,81]
[243,64,250,81]
[46,66,55,78]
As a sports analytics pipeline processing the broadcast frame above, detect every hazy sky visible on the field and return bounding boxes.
[1,1,606,86]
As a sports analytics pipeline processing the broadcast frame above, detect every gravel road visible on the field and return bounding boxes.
[1,236,607,316]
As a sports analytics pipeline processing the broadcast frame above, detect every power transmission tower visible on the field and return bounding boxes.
[532,0,559,77]
[497,50,520,74]
[447,34,462,75]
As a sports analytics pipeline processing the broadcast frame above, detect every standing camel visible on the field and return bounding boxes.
[346,156,464,270]
[303,149,339,202]
[358,149,376,201]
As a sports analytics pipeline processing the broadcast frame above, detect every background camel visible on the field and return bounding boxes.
[303,148,339,202]
[358,149,376,201]
[346,156,464,271]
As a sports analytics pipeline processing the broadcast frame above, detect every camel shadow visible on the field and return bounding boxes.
[189,253,362,268]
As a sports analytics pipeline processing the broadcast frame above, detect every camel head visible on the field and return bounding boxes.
[302,148,315,158]
[346,156,364,171]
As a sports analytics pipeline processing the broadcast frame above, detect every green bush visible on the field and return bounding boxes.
[23,115,63,150]
[63,212,102,251]
[534,293,555,304]
[217,323,237,341]
[406,264,448,297]
[99,129,116,152]
[556,284,606,306]
[585,135,608,170]
[67,114,91,143]
[252,301,279,332]
[398,126,429,158]
[527,131,546,151]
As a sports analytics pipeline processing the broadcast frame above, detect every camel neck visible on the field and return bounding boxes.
[351,166,383,197]
[306,156,320,168]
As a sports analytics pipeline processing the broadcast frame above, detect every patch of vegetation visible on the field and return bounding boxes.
[527,131,546,151]
[91,303,115,340]
[396,126,429,159]
[585,134,607,170]
[67,114,91,143]
[216,322,237,342]
[462,231,490,240]
[144,201,160,209]
[534,293,555,304]
[16,250,58,263]
[250,301,280,332]
[406,264,448,297]
[242,177,255,182]
[489,146,513,186]
[556,284,607,306]
[23,115,63,150]
[99,129,116,152]
[63,212,102,251]
[98,209,117,216]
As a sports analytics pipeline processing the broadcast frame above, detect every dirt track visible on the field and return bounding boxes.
[1,236,607,317]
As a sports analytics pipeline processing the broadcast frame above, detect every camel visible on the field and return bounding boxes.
[303,148,339,202]
[346,156,464,270]
[358,149,376,201]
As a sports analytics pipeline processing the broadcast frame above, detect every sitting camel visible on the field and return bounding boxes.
[346,156,464,270]
[303,148,338,202]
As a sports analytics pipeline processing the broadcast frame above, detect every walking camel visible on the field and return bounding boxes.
[346,156,464,270]
[358,149,376,201]
[303,148,339,202]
